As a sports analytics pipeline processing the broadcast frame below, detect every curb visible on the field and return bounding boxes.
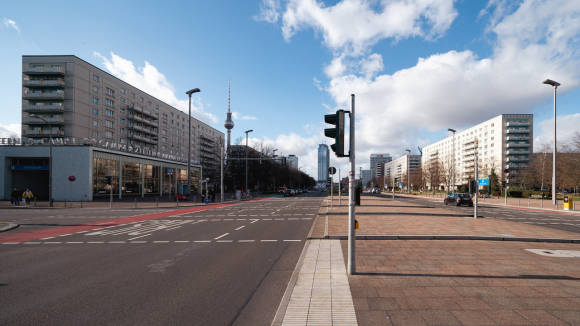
[326,234,580,243]
[0,223,19,233]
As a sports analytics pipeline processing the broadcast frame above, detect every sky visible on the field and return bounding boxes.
[1,0,579,178]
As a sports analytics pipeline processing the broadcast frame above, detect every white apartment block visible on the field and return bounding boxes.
[422,114,533,190]
[384,154,422,189]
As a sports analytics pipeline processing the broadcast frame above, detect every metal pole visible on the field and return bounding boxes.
[348,94,356,275]
[109,181,112,209]
[339,168,341,205]
[245,133,249,194]
[474,139,478,219]
[220,147,224,202]
[330,173,333,209]
[452,131,455,192]
[406,150,411,193]
[552,86,557,206]
[49,135,53,207]
[187,93,191,201]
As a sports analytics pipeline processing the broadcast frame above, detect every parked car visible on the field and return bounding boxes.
[283,189,293,197]
[444,193,473,206]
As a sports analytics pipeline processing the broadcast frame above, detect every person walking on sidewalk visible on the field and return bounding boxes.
[22,188,34,205]
[10,188,20,206]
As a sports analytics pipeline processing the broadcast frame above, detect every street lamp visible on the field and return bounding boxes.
[405,149,411,193]
[30,114,53,207]
[245,129,254,194]
[542,79,560,206]
[185,88,200,201]
[448,128,456,193]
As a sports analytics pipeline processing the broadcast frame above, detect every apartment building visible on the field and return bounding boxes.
[21,55,224,186]
[287,154,298,169]
[384,154,422,190]
[370,153,392,182]
[421,114,533,190]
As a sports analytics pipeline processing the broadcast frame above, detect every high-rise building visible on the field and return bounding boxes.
[384,154,422,190]
[287,154,298,169]
[318,144,329,184]
[370,153,392,182]
[422,114,533,190]
[361,169,371,187]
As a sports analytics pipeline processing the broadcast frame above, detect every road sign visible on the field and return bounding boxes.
[478,177,489,186]
[68,175,76,182]
[328,167,336,175]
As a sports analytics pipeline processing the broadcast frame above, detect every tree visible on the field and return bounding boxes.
[489,168,500,196]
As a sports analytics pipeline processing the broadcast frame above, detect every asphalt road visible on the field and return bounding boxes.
[0,194,324,326]
[388,193,580,234]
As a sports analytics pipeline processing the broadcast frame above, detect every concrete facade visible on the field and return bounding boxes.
[318,144,329,184]
[370,153,391,182]
[384,154,422,190]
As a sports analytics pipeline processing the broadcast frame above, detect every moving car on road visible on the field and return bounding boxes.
[444,193,474,206]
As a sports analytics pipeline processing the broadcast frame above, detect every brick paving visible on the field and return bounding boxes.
[320,195,580,325]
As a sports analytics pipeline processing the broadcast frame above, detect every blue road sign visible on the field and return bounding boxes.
[478,178,489,186]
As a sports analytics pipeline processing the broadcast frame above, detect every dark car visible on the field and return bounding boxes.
[444,193,473,206]
[283,189,293,197]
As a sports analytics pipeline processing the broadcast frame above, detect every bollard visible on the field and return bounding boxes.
[541,197,544,208]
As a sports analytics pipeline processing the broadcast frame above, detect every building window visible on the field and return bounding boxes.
[92,86,99,93]
[105,87,115,97]
[92,130,99,137]
[105,109,114,117]
[105,98,114,107]
[140,97,144,102]
[93,75,100,82]
[92,108,99,115]
[92,120,98,127]
[104,120,114,128]
[120,118,125,125]
[120,97,126,104]
[121,88,126,95]
[105,131,113,139]
[92,97,99,104]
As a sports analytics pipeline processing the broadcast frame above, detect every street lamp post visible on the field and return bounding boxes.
[542,79,560,206]
[448,128,456,192]
[405,149,411,193]
[474,138,479,219]
[185,88,200,201]
[244,129,254,195]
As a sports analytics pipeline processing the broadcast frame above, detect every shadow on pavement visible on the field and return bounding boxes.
[355,272,580,280]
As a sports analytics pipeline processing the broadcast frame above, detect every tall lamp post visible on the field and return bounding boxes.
[185,88,200,201]
[245,129,254,194]
[448,128,456,193]
[405,149,411,193]
[542,79,560,206]
[30,114,53,206]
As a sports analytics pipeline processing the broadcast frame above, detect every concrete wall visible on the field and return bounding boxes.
[51,146,92,201]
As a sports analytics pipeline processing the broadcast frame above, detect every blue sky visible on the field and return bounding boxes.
[1,0,579,177]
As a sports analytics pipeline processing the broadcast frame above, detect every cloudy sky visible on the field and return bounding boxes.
[1,0,579,178]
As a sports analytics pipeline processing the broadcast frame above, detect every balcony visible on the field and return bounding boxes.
[506,128,530,134]
[506,149,530,155]
[23,91,64,100]
[127,105,158,120]
[128,133,158,145]
[24,129,64,137]
[24,65,65,75]
[23,79,65,87]
[506,156,529,163]
[23,116,64,125]
[127,114,158,128]
[131,124,157,136]
[505,142,529,148]
[506,135,529,141]
[24,103,64,113]
[506,121,530,127]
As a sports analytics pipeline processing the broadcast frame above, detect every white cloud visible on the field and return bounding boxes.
[93,52,217,124]
[280,0,457,55]
[232,112,258,121]
[0,123,20,138]
[255,0,281,23]
[534,113,580,151]
[3,18,20,33]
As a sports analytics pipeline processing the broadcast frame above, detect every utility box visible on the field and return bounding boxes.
[563,196,573,211]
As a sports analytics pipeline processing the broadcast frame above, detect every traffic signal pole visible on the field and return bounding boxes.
[348,94,356,275]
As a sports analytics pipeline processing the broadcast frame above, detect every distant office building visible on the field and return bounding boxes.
[370,153,391,182]
[361,169,371,187]
[384,154,422,190]
[318,144,329,185]
[422,114,533,190]
[287,154,298,169]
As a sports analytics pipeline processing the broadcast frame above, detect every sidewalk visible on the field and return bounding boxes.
[281,195,580,326]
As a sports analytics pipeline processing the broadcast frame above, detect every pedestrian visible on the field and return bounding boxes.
[10,188,20,206]
[22,188,34,205]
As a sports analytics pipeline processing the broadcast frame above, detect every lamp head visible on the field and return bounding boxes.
[186,88,201,95]
[448,128,456,133]
[542,79,560,87]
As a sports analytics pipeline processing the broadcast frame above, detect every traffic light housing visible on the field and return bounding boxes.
[324,109,346,157]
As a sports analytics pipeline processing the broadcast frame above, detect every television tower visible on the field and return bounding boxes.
[224,81,234,151]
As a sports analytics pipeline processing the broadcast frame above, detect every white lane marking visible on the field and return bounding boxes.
[23,242,41,244]
[301,217,312,220]
[283,240,302,242]
[236,219,247,221]
[108,241,126,244]
[263,218,272,221]
[194,240,211,243]
[2,242,20,245]
[275,218,284,221]
[44,242,62,244]
[40,237,55,240]
[75,230,89,234]
[66,242,84,244]
[261,240,278,242]
[153,241,170,243]
[128,234,152,241]
[165,226,182,231]
[60,233,73,237]
[288,218,299,220]
[87,241,104,244]
[130,241,147,244]
[235,226,246,231]
[238,215,247,217]
[174,240,190,243]
[214,233,230,240]
[250,219,259,224]
[238,240,255,243]
[217,240,233,243]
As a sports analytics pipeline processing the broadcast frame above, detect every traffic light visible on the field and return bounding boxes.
[324,109,346,157]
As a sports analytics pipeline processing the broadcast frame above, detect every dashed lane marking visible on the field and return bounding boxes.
[214,233,229,240]
[235,226,246,231]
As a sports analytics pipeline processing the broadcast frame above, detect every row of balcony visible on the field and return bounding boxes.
[505,142,529,148]
[127,105,158,120]
[506,128,530,134]
[506,156,529,163]
[23,79,65,87]
[506,121,530,127]
[506,135,529,141]
[23,90,64,100]
[505,149,530,155]
[130,124,157,136]
[23,116,64,125]
[127,114,158,128]
[128,133,158,145]
[24,129,65,137]
[23,65,65,75]
[24,103,64,113]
